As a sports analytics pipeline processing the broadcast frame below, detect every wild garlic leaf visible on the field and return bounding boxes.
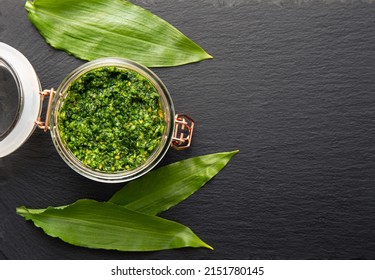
[16,199,213,252]
[22,151,238,216]
[109,150,239,215]
[16,152,238,251]
[25,0,212,67]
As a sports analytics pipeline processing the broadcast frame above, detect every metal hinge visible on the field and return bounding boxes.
[171,114,195,150]
[35,88,55,132]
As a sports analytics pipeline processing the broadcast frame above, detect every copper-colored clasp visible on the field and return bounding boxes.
[171,114,195,150]
[35,88,55,132]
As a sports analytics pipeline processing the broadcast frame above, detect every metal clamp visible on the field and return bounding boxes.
[171,114,195,150]
[35,88,55,132]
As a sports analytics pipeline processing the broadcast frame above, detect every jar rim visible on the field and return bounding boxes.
[50,58,175,183]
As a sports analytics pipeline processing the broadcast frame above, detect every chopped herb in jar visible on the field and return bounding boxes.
[57,66,165,173]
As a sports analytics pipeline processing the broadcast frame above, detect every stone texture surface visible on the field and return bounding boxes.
[0,0,374,259]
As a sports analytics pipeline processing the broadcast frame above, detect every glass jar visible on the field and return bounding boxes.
[0,43,194,183]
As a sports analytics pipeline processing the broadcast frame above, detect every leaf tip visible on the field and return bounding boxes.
[201,51,213,61]
[226,150,240,158]
[197,238,214,250]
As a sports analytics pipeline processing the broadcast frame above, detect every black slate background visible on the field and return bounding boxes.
[0,0,375,260]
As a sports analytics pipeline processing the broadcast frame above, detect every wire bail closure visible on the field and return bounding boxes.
[171,114,195,150]
[35,88,55,132]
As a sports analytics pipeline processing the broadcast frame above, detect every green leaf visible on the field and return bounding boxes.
[109,150,239,215]
[16,199,212,252]
[25,0,212,67]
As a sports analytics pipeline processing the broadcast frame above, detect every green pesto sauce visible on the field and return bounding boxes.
[58,66,165,173]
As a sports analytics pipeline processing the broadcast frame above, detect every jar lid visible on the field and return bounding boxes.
[0,43,41,158]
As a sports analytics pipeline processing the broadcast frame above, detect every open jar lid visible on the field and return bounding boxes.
[0,42,42,158]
